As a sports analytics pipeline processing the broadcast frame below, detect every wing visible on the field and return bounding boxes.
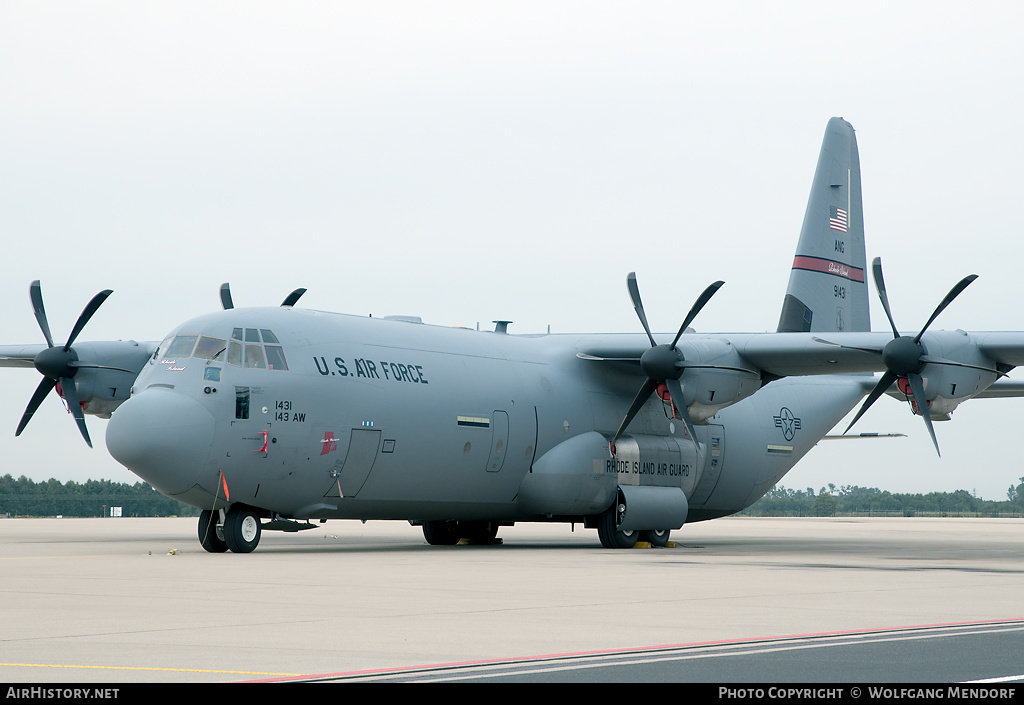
[735,332,889,377]
[580,329,1024,385]
[578,326,1024,460]
[736,330,1024,381]
[0,345,48,369]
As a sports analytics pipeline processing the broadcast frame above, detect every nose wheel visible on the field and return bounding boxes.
[222,505,263,553]
[198,510,228,553]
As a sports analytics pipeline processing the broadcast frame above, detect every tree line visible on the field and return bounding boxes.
[0,474,199,518]
[4,473,1024,519]
[742,478,1024,517]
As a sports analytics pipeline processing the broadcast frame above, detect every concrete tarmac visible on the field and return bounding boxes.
[1,516,1022,683]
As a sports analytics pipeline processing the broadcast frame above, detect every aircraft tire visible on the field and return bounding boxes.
[422,520,461,546]
[224,505,262,553]
[596,506,638,549]
[198,510,228,553]
[643,529,670,547]
[461,521,500,544]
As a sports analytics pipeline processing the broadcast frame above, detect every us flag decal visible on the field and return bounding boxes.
[829,205,848,232]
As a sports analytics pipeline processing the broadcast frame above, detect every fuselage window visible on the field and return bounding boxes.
[194,336,227,361]
[265,345,288,371]
[245,344,267,369]
[226,340,243,367]
[164,335,198,358]
[235,386,250,419]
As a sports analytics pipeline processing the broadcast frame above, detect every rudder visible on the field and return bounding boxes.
[777,117,870,334]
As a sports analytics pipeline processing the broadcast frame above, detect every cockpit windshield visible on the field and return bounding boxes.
[164,335,198,358]
[158,329,289,370]
[194,336,227,361]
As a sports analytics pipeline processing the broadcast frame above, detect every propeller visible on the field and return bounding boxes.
[822,257,982,456]
[220,283,234,310]
[280,288,307,307]
[220,283,307,309]
[605,273,728,455]
[16,281,122,447]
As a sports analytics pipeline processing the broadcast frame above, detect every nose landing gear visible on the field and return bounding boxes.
[198,510,228,553]
[198,505,263,553]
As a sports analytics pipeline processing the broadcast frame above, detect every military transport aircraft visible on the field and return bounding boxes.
[4,117,1024,553]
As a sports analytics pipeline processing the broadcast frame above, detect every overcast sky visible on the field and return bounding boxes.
[1,2,1022,501]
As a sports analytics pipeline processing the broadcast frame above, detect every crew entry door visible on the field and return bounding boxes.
[324,429,382,498]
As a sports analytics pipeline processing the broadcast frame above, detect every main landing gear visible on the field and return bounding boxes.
[596,502,638,549]
[420,520,501,546]
[198,505,263,553]
[644,528,671,548]
[594,503,671,549]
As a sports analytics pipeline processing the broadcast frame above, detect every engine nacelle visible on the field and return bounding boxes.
[674,338,761,421]
[912,331,1001,419]
[68,341,154,418]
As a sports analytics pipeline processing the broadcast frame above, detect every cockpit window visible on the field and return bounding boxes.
[151,336,173,365]
[226,340,243,367]
[161,329,286,370]
[164,335,198,358]
[235,387,250,419]
[194,336,227,361]
[244,344,266,369]
[265,345,288,370]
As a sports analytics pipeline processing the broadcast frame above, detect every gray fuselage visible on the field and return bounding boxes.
[106,305,866,526]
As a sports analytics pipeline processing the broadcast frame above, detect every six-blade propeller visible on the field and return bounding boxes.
[816,257,991,456]
[16,281,125,447]
[605,273,727,455]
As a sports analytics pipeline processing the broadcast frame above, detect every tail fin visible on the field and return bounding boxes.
[777,117,870,333]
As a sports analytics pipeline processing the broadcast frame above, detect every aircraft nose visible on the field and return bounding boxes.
[106,389,216,496]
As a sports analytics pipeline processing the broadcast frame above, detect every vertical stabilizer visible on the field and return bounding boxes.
[777,118,870,333]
